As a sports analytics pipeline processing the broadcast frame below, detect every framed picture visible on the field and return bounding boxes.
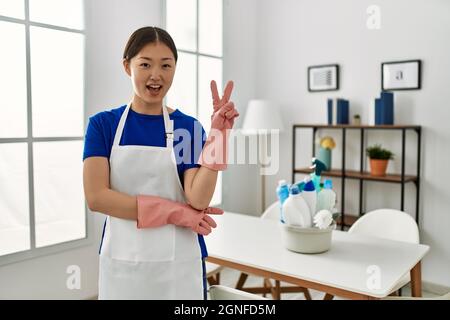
[382,60,421,90]
[308,64,339,92]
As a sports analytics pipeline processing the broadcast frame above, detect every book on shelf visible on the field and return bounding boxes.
[327,98,349,125]
[374,91,394,125]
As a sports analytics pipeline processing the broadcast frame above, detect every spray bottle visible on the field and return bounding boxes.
[310,158,327,192]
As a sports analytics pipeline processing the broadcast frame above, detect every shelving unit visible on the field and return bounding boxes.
[292,124,422,230]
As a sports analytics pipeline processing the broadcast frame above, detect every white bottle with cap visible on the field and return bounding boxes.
[316,179,336,214]
[282,185,312,228]
[302,178,317,222]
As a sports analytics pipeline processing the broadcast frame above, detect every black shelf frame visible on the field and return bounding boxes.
[292,124,422,231]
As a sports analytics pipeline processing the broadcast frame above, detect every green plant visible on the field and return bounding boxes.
[366,144,394,160]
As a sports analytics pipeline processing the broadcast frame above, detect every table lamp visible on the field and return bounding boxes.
[241,99,284,214]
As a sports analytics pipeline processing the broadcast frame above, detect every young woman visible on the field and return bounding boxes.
[83,26,239,300]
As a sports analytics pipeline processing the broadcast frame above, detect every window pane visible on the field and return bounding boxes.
[33,141,85,248]
[0,21,27,138]
[29,0,84,30]
[199,0,222,56]
[199,57,223,205]
[167,52,197,118]
[198,56,222,131]
[30,27,84,137]
[0,0,25,19]
[0,143,30,256]
[166,0,196,52]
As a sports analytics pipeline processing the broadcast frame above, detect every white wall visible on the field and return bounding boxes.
[241,0,449,288]
[222,0,261,215]
[0,0,162,299]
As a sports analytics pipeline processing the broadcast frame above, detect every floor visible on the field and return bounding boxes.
[210,267,439,300]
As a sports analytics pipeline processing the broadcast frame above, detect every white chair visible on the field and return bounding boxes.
[209,285,269,300]
[235,201,312,300]
[349,208,419,243]
[323,208,420,300]
[260,201,280,220]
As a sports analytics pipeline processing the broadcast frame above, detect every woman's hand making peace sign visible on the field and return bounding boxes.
[198,80,239,171]
[210,80,239,131]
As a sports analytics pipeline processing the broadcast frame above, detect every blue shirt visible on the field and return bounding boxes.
[83,105,209,258]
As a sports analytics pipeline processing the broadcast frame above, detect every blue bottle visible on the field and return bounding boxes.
[296,178,307,192]
[276,180,290,223]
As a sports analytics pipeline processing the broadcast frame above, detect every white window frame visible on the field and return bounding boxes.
[163,0,224,206]
[0,0,92,266]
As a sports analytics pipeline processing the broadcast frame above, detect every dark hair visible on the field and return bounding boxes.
[123,26,178,63]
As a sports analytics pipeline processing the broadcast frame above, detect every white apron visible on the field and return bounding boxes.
[98,103,204,300]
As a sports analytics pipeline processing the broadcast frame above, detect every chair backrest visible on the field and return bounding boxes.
[261,202,280,221]
[209,285,268,300]
[348,209,419,244]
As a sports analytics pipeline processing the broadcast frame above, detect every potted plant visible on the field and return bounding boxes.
[366,144,394,176]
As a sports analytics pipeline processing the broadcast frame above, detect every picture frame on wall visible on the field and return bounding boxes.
[308,64,339,92]
[381,60,421,90]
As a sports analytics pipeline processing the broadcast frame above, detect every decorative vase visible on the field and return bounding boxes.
[317,147,331,171]
[369,159,389,176]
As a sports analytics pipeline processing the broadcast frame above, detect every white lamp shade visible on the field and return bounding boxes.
[241,99,284,135]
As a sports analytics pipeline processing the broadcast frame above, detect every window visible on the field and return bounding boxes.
[0,0,87,262]
[165,0,223,206]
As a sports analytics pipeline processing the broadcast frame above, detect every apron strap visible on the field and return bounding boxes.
[112,103,132,147]
[162,105,174,149]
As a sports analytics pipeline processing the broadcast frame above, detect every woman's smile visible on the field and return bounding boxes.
[146,83,163,96]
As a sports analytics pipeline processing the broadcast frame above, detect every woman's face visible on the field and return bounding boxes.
[123,42,176,106]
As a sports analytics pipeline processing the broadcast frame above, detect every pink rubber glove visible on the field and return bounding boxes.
[210,80,239,130]
[136,195,223,236]
[198,80,239,171]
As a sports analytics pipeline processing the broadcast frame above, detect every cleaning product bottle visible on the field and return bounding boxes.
[296,177,308,192]
[310,158,327,192]
[276,180,290,223]
[282,185,311,227]
[302,179,317,223]
[316,179,337,213]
